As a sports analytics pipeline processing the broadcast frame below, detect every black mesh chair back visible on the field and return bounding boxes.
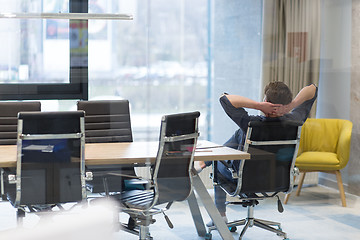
[77,100,134,194]
[0,102,41,200]
[240,120,302,195]
[12,111,86,207]
[0,102,41,145]
[154,111,200,204]
[217,120,302,197]
[116,111,200,239]
[209,119,302,239]
[77,100,133,143]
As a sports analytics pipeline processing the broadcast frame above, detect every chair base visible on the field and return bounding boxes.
[118,215,156,240]
[231,217,287,240]
[207,217,287,240]
[120,223,153,240]
[207,200,288,240]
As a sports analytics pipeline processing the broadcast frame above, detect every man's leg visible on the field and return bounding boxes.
[214,160,234,214]
[224,128,244,150]
[214,185,227,216]
[206,160,234,226]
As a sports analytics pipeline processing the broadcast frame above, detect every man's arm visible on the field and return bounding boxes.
[225,94,281,115]
[275,84,317,115]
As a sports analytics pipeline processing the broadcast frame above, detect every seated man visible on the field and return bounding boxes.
[195,82,318,226]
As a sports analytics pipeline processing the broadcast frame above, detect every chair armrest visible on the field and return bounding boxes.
[84,171,93,181]
[106,172,144,179]
[8,174,16,184]
[107,172,152,190]
[125,179,151,185]
[336,121,353,169]
[293,166,299,176]
[218,160,239,179]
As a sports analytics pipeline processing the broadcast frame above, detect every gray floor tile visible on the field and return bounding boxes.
[1,185,359,240]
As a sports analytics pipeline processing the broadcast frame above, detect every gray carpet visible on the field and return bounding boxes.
[1,185,359,240]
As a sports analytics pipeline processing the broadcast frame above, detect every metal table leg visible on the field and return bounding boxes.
[191,173,234,240]
[187,191,206,237]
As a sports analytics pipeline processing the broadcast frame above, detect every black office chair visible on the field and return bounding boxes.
[207,119,302,240]
[77,100,133,143]
[77,100,135,195]
[0,101,41,200]
[6,111,90,226]
[111,111,200,240]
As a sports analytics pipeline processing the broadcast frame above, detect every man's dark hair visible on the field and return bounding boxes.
[264,81,293,105]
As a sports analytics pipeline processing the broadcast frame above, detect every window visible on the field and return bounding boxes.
[88,0,209,141]
[0,0,88,100]
[212,0,263,144]
[0,0,263,142]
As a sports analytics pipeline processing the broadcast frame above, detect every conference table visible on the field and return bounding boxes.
[0,140,250,240]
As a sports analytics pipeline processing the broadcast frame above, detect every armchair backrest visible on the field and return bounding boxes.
[14,111,86,207]
[298,118,352,169]
[77,100,133,143]
[152,111,200,205]
[0,102,41,145]
[298,118,352,152]
[233,119,302,196]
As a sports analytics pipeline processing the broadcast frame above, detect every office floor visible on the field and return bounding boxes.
[1,185,360,240]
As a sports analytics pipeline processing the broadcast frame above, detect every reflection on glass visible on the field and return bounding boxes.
[20,138,82,204]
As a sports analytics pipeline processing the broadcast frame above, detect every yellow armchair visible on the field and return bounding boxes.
[284,118,353,207]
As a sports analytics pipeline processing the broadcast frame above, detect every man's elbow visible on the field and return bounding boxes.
[308,84,317,98]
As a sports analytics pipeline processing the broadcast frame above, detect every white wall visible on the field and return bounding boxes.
[317,0,351,120]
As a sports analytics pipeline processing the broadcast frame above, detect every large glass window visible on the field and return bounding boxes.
[0,0,263,142]
[88,0,209,141]
[0,0,87,100]
[212,0,263,144]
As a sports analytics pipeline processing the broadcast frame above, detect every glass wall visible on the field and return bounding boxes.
[212,0,263,144]
[87,0,209,141]
[0,0,87,100]
[0,0,263,142]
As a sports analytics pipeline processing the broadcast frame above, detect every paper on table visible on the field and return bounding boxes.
[22,145,54,152]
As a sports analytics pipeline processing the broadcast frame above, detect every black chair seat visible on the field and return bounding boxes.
[119,190,155,210]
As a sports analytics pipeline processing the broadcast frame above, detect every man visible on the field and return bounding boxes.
[195,82,318,226]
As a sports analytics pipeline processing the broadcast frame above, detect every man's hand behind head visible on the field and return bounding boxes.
[272,104,292,116]
[259,102,282,116]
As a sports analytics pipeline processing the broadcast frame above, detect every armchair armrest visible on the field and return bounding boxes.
[336,121,353,169]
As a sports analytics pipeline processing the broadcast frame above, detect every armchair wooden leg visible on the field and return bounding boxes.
[295,172,306,196]
[335,170,346,207]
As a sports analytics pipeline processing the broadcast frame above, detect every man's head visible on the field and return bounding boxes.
[264,81,293,105]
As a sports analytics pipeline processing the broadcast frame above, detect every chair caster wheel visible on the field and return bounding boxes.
[205,233,212,240]
[229,226,237,232]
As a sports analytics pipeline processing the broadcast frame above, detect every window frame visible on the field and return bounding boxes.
[0,0,88,100]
